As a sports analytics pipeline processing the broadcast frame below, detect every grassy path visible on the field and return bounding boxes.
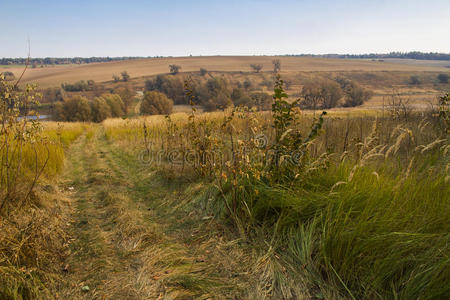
[57,127,251,299]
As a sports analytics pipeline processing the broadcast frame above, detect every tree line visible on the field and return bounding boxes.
[287,51,450,61]
[0,56,146,65]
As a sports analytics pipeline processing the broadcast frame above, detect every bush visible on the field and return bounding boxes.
[250,92,272,110]
[437,73,449,84]
[243,79,253,90]
[90,97,112,122]
[250,64,263,73]
[42,87,66,104]
[342,82,373,107]
[409,75,421,85]
[140,91,173,115]
[112,74,120,82]
[336,77,373,107]
[61,80,95,92]
[121,71,130,82]
[55,96,92,122]
[0,71,15,81]
[200,68,208,76]
[169,64,181,75]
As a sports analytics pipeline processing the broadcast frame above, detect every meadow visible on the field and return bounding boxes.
[0,65,449,298]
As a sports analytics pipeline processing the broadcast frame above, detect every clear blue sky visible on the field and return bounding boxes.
[1,0,449,57]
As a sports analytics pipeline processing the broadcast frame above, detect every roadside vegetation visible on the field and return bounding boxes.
[0,74,86,298]
[104,77,449,299]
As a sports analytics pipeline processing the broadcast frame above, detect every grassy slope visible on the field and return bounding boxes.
[8,56,450,88]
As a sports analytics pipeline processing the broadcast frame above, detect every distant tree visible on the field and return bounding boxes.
[114,87,134,112]
[301,81,322,111]
[243,79,253,90]
[272,59,281,73]
[200,68,208,76]
[250,92,272,111]
[90,97,112,122]
[121,71,130,82]
[169,64,181,75]
[1,71,15,81]
[61,80,94,92]
[409,75,421,85]
[260,79,273,89]
[342,82,373,107]
[56,96,92,122]
[250,64,263,73]
[231,87,252,107]
[145,75,185,104]
[438,73,449,84]
[112,74,120,82]
[140,91,173,115]
[102,93,125,117]
[320,79,343,109]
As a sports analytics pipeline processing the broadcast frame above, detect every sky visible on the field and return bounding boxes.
[1,0,449,58]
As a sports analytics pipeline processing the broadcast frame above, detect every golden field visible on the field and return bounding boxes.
[4,56,450,88]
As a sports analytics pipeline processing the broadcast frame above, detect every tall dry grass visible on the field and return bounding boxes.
[103,80,449,298]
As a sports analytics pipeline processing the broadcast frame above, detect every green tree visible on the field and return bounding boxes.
[140,91,173,115]
[56,96,92,122]
[103,93,125,117]
[90,97,112,122]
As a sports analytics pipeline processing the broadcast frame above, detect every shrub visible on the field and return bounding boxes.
[55,96,92,122]
[250,64,263,73]
[61,80,94,92]
[342,82,373,107]
[200,68,208,76]
[112,74,120,82]
[140,91,173,115]
[243,79,252,90]
[409,75,421,85]
[169,64,181,75]
[121,71,130,82]
[42,87,66,104]
[437,73,449,84]
[90,97,112,122]
[250,92,272,110]
[1,71,15,81]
